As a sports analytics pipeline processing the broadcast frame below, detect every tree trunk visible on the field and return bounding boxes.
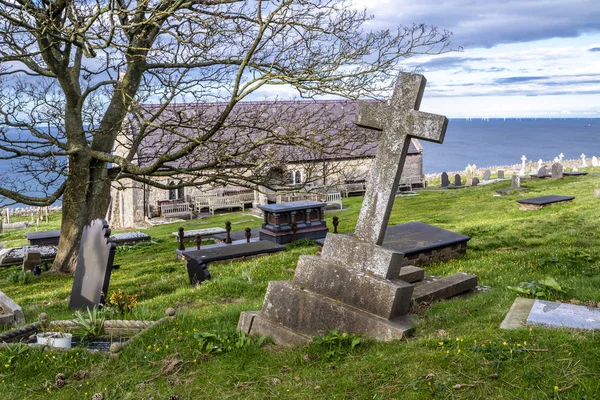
[52,154,112,274]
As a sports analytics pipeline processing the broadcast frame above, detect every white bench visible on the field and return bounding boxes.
[324,192,343,209]
[194,195,214,212]
[279,192,321,203]
[208,196,245,215]
[160,202,193,219]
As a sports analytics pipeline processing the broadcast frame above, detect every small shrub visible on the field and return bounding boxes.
[193,330,265,354]
[108,290,139,314]
[312,329,364,360]
[73,307,106,342]
[507,277,570,299]
[6,270,32,285]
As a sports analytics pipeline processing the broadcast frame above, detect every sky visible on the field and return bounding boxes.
[256,0,600,119]
[351,0,600,118]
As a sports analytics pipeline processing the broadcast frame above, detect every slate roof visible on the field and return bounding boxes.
[125,100,421,169]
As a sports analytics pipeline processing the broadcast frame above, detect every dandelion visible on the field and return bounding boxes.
[438,342,444,346]
[554,386,559,391]
[502,341,508,346]
[4,364,9,368]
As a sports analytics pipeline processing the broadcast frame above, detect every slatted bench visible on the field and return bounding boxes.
[160,202,193,219]
[340,182,366,197]
[324,192,343,209]
[208,196,245,215]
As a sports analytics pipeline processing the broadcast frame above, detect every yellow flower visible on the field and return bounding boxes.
[502,341,508,346]
[554,386,559,391]
[438,342,444,346]
[4,364,9,368]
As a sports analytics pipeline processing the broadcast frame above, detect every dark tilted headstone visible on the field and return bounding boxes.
[185,257,211,285]
[22,251,41,272]
[69,219,116,310]
[551,163,563,179]
[511,174,520,188]
[497,170,505,179]
[482,170,491,181]
[454,174,462,186]
[472,177,480,186]
[441,172,450,188]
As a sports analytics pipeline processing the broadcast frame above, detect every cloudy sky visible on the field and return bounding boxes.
[352,0,600,118]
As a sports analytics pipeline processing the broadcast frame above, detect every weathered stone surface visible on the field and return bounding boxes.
[22,251,41,272]
[551,163,563,179]
[398,266,425,283]
[482,170,491,180]
[293,255,414,318]
[411,273,478,303]
[527,300,600,330]
[500,297,535,329]
[497,170,505,179]
[321,233,405,279]
[0,290,25,325]
[261,281,414,340]
[354,73,447,246]
[238,311,312,346]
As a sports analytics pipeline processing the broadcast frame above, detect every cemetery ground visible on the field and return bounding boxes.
[1,174,600,399]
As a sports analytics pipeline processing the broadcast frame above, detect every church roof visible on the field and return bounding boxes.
[124,100,421,168]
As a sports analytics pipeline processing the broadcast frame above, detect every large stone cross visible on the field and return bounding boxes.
[353,72,447,245]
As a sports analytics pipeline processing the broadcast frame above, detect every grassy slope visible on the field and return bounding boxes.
[1,173,600,399]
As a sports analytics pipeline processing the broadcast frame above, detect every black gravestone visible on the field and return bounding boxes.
[472,177,480,186]
[185,257,211,285]
[441,172,450,188]
[454,174,461,186]
[482,170,491,181]
[69,219,116,310]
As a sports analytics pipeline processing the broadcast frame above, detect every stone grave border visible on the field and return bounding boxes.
[0,308,176,356]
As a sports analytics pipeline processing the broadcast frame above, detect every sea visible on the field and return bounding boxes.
[420,118,600,174]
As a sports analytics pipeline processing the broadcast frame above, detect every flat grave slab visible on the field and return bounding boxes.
[213,228,260,243]
[26,230,60,246]
[110,231,151,245]
[382,222,470,267]
[0,245,57,267]
[501,298,600,330]
[527,300,600,330]
[516,195,575,210]
[172,227,226,242]
[563,172,588,177]
[178,240,285,264]
[529,174,551,179]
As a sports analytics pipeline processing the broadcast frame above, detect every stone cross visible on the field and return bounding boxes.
[559,153,564,161]
[353,73,447,245]
[580,153,587,167]
[537,159,543,171]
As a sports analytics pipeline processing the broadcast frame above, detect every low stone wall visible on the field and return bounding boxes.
[404,242,468,267]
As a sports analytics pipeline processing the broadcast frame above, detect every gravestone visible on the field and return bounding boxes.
[497,170,505,179]
[472,177,480,186]
[441,172,450,188]
[511,174,520,188]
[69,219,116,310]
[551,163,563,179]
[538,166,547,175]
[482,169,491,181]
[22,251,41,272]
[592,156,598,167]
[581,153,587,167]
[465,168,473,187]
[454,174,462,186]
[239,72,453,344]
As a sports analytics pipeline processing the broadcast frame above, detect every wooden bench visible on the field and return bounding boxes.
[160,202,193,219]
[324,192,343,209]
[208,196,245,215]
[339,182,366,197]
[279,192,321,203]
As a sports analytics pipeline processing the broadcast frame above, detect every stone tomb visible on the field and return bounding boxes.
[69,219,117,310]
[382,222,470,267]
[516,195,575,210]
[258,200,328,244]
[239,72,477,344]
[501,298,600,330]
[26,230,60,246]
[563,171,588,177]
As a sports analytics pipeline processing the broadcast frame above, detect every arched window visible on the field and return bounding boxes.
[177,186,184,200]
[294,170,302,185]
[168,181,176,200]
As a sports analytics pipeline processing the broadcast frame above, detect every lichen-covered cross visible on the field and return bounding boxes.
[354,72,447,245]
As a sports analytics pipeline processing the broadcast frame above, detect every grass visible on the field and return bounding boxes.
[1,172,600,399]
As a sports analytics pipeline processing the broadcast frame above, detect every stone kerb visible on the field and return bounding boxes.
[0,290,25,326]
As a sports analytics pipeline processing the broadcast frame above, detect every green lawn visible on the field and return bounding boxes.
[1,172,600,399]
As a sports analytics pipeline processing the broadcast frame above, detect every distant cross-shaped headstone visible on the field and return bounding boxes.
[511,174,520,188]
[69,219,116,310]
[559,153,564,161]
[482,169,491,181]
[454,174,462,186]
[353,73,448,245]
[537,159,543,171]
[581,153,587,167]
[441,172,450,188]
[551,163,563,179]
[521,155,527,170]
[497,170,505,179]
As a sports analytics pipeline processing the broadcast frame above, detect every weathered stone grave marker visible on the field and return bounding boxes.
[512,174,520,188]
[551,162,563,179]
[239,72,457,343]
[497,170,505,179]
[441,172,450,188]
[22,250,41,273]
[69,219,116,310]
[454,174,462,186]
[482,169,491,181]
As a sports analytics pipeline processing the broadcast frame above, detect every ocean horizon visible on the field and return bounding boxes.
[420,118,600,174]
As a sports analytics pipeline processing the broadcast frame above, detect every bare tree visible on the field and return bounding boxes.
[0,0,451,274]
